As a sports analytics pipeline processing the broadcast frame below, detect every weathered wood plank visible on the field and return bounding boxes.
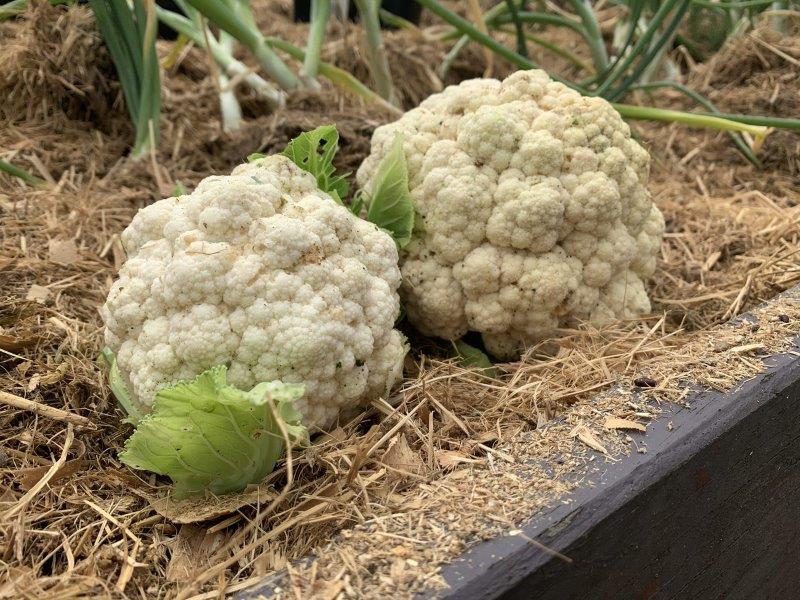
[434,332,800,599]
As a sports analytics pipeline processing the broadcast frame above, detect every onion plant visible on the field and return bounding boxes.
[265,36,401,114]
[418,0,800,165]
[353,0,396,103]
[0,0,70,21]
[155,6,282,108]
[184,0,300,90]
[88,0,161,160]
[0,158,44,187]
[301,0,331,84]
[216,32,244,132]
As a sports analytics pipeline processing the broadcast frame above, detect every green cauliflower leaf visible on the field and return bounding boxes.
[452,340,497,378]
[98,347,143,425]
[119,366,308,498]
[276,124,350,204]
[365,134,415,248]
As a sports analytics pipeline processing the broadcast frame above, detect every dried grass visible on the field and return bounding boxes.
[1,3,799,599]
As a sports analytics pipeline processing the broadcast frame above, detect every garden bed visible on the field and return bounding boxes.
[1,3,799,599]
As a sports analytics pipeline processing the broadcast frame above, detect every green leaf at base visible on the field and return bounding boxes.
[278,125,349,204]
[98,348,143,425]
[119,366,308,499]
[452,340,497,378]
[365,134,414,248]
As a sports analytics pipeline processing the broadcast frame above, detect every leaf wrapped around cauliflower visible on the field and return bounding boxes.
[120,366,307,498]
[357,69,665,360]
[102,154,407,430]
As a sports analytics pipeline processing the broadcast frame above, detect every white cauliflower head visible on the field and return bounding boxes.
[357,70,664,359]
[102,155,406,430]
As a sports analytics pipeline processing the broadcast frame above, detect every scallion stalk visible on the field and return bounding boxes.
[184,0,300,90]
[88,0,161,160]
[301,0,330,85]
[353,0,396,104]
[157,5,284,109]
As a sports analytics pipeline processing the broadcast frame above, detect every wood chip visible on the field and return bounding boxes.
[729,343,766,354]
[17,458,88,491]
[382,434,426,477]
[48,238,80,265]
[142,488,276,524]
[572,426,608,455]
[166,525,226,583]
[435,450,481,469]
[25,284,49,303]
[604,417,647,433]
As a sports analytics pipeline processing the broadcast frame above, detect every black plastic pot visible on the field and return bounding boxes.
[293,0,422,27]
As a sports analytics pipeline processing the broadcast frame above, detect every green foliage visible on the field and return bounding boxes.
[119,366,308,498]
[88,0,160,159]
[257,125,350,204]
[98,348,143,425]
[172,181,188,196]
[452,340,497,377]
[0,158,44,187]
[365,134,415,249]
[251,126,414,245]
[420,0,800,165]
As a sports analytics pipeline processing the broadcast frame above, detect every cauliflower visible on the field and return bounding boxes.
[357,70,665,359]
[102,154,407,430]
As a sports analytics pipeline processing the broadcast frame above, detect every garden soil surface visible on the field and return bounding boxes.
[1,3,799,598]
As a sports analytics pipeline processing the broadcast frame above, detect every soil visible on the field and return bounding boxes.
[1,3,798,599]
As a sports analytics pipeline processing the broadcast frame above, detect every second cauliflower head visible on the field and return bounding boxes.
[102,155,406,430]
[357,70,665,359]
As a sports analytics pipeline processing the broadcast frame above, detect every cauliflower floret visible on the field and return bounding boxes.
[103,155,406,430]
[358,70,664,359]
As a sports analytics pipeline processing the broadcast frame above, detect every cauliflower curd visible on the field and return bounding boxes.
[358,69,665,359]
[102,155,406,430]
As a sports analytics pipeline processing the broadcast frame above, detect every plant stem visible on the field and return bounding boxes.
[439,34,471,79]
[612,103,768,137]
[606,0,692,101]
[593,0,686,98]
[691,0,773,7]
[378,7,419,30]
[691,112,800,131]
[265,37,401,115]
[90,0,161,160]
[217,33,243,132]
[505,0,528,58]
[629,81,761,166]
[157,6,284,108]
[353,0,396,103]
[416,0,579,89]
[497,26,593,73]
[301,0,330,82]
[184,0,299,90]
[0,159,45,186]
[492,11,588,37]
[565,0,608,71]
[132,0,160,159]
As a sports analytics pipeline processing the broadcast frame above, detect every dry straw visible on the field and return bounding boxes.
[1,3,799,599]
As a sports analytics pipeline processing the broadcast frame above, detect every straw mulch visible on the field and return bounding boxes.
[1,3,799,599]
